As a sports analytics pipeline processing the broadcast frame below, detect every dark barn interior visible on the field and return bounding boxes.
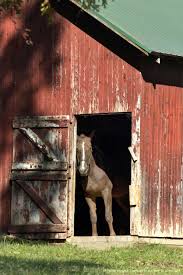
[74,113,131,236]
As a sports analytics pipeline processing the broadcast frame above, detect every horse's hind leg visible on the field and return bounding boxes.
[102,188,116,236]
[85,196,98,236]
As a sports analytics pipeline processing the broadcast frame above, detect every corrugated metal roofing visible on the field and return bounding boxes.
[72,0,183,58]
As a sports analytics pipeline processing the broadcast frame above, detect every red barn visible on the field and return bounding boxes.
[0,0,182,243]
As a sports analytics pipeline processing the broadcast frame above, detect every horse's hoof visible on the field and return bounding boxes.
[110,232,116,236]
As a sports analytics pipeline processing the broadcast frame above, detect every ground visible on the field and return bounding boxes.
[0,235,182,274]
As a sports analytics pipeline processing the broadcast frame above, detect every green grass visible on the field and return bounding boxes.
[0,236,182,274]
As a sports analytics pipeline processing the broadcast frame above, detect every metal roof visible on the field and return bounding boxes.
[72,0,183,58]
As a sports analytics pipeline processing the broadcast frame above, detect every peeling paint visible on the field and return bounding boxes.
[0,12,183,239]
[10,117,69,238]
[113,95,128,112]
[155,160,162,235]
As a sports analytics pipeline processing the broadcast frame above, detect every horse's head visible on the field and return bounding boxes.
[76,134,93,176]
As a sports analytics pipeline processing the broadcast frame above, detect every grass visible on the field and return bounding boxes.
[0,236,182,274]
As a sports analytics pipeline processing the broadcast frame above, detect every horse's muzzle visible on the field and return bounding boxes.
[78,161,89,176]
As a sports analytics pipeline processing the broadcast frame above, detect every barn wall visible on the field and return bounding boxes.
[0,3,182,237]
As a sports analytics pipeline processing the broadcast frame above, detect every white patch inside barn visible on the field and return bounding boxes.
[74,113,131,236]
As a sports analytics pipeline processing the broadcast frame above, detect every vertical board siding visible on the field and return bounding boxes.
[0,2,183,237]
[141,85,183,237]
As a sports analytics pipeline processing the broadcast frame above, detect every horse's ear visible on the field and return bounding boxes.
[89,130,96,140]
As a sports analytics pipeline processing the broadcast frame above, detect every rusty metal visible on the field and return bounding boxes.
[0,5,182,239]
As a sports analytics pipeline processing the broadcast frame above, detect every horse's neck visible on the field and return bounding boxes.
[88,155,106,180]
[89,154,97,170]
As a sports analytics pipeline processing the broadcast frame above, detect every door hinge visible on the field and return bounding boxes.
[128,146,138,162]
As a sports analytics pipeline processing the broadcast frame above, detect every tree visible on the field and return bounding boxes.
[0,0,111,16]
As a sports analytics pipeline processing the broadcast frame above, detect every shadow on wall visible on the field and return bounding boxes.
[0,2,64,231]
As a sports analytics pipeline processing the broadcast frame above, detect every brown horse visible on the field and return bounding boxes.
[76,133,129,236]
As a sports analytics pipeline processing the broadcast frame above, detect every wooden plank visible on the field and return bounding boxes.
[11,171,68,181]
[19,128,57,161]
[12,233,67,240]
[13,116,70,128]
[12,161,68,171]
[8,224,67,233]
[129,184,140,207]
[67,116,77,237]
[15,180,62,224]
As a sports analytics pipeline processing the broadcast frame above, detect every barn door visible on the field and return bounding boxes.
[9,116,72,239]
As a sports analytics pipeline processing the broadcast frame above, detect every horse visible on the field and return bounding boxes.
[76,133,129,236]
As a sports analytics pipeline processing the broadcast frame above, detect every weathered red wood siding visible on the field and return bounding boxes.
[0,3,182,237]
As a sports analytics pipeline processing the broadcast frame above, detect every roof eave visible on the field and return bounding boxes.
[151,51,183,61]
[71,0,151,56]
[58,1,183,61]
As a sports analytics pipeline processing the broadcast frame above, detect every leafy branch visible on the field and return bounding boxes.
[0,0,112,16]
[75,0,110,11]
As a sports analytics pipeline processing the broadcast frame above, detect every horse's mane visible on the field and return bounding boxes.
[80,134,86,138]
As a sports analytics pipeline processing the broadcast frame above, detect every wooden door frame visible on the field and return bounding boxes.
[67,116,77,237]
[69,112,141,238]
[129,112,141,236]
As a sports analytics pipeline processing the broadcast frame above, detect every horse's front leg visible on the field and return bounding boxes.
[102,188,116,236]
[85,196,98,236]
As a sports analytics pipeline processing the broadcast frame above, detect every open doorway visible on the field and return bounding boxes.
[74,113,131,236]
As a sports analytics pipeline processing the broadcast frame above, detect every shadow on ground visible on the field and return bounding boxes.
[0,255,107,274]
